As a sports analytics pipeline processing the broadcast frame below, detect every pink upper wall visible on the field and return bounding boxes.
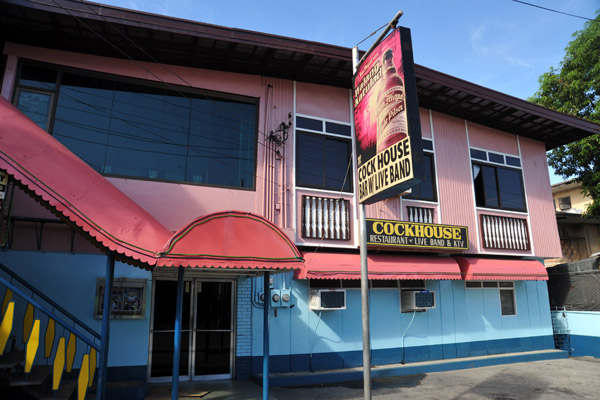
[467,121,519,155]
[432,112,479,253]
[4,43,296,234]
[520,137,561,257]
[295,82,350,122]
[419,108,432,139]
[4,43,263,98]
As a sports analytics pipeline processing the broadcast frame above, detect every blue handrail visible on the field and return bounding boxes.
[0,263,100,350]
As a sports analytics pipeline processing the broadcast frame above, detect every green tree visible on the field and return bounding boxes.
[529,11,600,218]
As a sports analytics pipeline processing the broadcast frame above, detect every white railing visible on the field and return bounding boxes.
[406,206,434,224]
[302,196,350,240]
[480,214,530,250]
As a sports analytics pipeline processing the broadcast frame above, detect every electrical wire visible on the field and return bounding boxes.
[511,0,598,22]
[401,310,417,364]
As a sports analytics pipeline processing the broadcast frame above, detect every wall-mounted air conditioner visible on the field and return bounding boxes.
[401,290,435,312]
[309,289,346,310]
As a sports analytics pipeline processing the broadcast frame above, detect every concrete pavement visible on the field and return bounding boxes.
[145,357,600,399]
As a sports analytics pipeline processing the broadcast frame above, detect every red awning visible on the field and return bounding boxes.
[0,97,302,271]
[455,257,548,281]
[296,252,462,280]
[157,211,303,270]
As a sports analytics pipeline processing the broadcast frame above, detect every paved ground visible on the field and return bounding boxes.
[162,357,600,400]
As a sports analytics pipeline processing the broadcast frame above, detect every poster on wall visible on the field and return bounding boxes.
[353,27,423,204]
[95,278,146,319]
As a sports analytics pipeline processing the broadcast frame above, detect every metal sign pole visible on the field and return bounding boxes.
[352,12,404,400]
[352,46,372,400]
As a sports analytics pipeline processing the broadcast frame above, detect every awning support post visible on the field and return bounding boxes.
[171,266,185,400]
[97,251,115,400]
[263,271,271,400]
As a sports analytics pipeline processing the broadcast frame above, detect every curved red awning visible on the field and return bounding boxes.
[296,251,462,280]
[158,211,303,269]
[0,97,302,271]
[455,257,548,281]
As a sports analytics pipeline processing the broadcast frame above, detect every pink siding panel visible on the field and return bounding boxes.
[433,112,479,253]
[260,77,294,230]
[4,43,263,98]
[419,108,432,138]
[296,82,350,122]
[468,122,519,155]
[4,44,301,235]
[520,137,561,257]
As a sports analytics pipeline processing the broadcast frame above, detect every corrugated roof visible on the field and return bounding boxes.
[1,0,598,149]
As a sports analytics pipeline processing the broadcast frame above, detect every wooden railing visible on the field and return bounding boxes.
[302,196,350,240]
[406,206,434,224]
[480,214,530,251]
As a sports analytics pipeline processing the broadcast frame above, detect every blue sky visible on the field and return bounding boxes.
[96,0,599,183]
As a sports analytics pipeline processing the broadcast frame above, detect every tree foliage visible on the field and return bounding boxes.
[529,11,600,218]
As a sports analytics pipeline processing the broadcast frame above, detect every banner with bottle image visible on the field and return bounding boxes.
[353,27,423,204]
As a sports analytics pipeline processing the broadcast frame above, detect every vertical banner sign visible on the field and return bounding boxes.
[353,27,423,204]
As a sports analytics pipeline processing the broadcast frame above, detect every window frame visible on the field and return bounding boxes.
[472,161,527,212]
[404,140,437,202]
[295,115,353,194]
[465,280,517,316]
[13,60,260,190]
[558,196,572,210]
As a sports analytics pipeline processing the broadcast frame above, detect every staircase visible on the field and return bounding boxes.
[0,262,101,399]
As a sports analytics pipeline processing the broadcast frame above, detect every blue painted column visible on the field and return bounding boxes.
[172,266,185,400]
[97,251,115,400]
[263,272,270,400]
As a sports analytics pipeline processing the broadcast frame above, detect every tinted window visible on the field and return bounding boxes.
[405,153,436,201]
[473,163,525,211]
[497,168,525,210]
[18,64,57,90]
[296,116,323,131]
[500,289,516,315]
[296,131,352,192]
[488,152,504,164]
[18,66,257,189]
[325,122,351,136]
[16,90,52,130]
[470,149,487,161]
[506,156,521,167]
[422,139,433,151]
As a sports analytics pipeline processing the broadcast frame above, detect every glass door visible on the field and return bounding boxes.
[192,280,233,379]
[149,279,192,381]
[149,277,234,382]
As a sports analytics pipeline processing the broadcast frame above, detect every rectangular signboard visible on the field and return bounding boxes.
[353,27,423,204]
[366,218,469,250]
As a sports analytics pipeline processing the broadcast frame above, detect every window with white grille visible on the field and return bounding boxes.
[302,196,350,240]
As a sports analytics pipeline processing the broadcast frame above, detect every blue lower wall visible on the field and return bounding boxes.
[242,335,555,374]
[552,311,600,358]
[247,275,555,376]
[570,335,600,358]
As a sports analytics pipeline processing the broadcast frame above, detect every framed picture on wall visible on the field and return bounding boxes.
[94,278,147,319]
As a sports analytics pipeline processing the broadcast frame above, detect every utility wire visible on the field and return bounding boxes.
[511,0,597,22]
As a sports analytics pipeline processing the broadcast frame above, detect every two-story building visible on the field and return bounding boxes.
[1,0,599,398]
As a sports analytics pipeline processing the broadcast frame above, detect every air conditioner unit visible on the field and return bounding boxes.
[401,290,435,312]
[309,289,346,310]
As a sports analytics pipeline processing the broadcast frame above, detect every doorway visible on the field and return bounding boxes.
[149,277,234,382]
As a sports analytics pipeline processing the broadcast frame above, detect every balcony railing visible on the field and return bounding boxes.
[406,206,434,224]
[480,214,530,251]
[302,196,350,240]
